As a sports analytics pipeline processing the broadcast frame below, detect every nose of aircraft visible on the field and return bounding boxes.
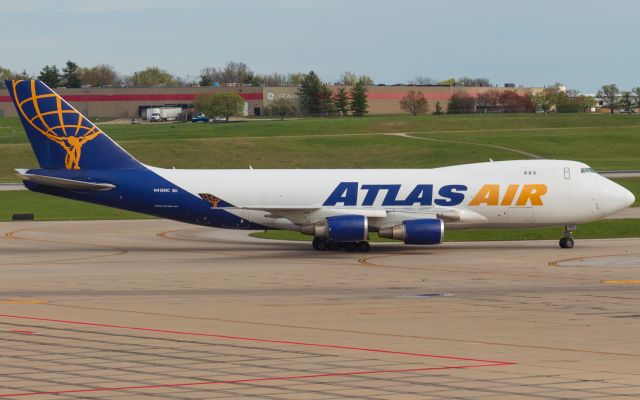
[626,188,636,207]
[600,178,635,214]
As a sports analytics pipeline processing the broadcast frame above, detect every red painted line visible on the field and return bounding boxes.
[0,314,510,364]
[0,363,512,397]
[0,314,515,397]
[8,330,35,334]
[0,93,263,103]
[367,92,453,101]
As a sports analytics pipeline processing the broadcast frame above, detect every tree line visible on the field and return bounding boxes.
[1,60,491,90]
[398,83,640,116]
[194,70,372,120]
[0,61,376,89]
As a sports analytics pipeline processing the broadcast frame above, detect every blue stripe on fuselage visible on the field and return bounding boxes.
[22,168,264,229]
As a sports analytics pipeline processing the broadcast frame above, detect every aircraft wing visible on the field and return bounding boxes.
[240,205,465,226]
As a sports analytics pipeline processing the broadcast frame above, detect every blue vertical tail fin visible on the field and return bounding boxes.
[6,80,142,170]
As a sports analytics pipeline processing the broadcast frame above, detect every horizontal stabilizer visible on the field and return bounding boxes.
[16,170,115,191]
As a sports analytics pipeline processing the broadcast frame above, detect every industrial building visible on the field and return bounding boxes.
[0,84,540,119]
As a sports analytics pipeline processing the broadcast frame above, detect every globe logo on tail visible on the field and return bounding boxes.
[11,80,102,170]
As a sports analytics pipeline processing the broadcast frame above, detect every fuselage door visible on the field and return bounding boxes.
[564,167,571,180]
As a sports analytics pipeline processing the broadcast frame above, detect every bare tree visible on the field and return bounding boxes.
[456,76,491,87]
[286,72,305,86]
[400,91,429,116]
[256,72,288,86]
[596,84,620,114]
[358,75,374,86]
[81,65,119,87]
[409,75,436,85]
[339,71,357,85]
[199,67,220,86]
[199,62,254,85]
[268,98,297,120]
[221,61,253,84]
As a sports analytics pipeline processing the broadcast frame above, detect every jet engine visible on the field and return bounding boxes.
[301,215,368,242]
[378,218,443,245]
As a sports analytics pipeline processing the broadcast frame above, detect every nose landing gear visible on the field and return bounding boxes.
[559,225,576,249]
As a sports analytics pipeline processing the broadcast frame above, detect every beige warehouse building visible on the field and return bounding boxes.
[0,85,540,118]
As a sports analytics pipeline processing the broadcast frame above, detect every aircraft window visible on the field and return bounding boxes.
[580,168,595,173]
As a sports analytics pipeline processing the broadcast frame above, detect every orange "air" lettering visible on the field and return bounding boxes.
[469,184,500,206]
[500,184,519,206]
[515,184,547,206]
[468,184,548,206]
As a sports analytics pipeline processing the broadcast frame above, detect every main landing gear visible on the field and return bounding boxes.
[312,237,370,252]
[559,225,576,249]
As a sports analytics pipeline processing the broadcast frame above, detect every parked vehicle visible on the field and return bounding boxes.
[191,115,210,122]
[146,107,182,122]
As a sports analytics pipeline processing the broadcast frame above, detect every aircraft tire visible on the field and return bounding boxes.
[312,237,327,251]
[345,242,358,252]
[559,237,575,249]
[327,241,340,251]
[357,241,371,252]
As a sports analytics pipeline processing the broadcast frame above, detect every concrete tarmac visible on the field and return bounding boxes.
[1,219,639,399]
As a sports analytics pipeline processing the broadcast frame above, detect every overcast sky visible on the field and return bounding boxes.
[2,0,638,93]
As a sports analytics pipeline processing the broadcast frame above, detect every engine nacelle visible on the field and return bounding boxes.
[300,215,368,242]
[378,219,443,245]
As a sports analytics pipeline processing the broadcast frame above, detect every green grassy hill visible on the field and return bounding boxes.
[1,114,639,181]
[0,114,638,235]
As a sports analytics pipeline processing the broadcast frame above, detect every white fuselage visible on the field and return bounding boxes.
[151,159,634,232]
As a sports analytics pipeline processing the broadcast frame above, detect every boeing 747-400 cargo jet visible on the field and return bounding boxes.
[6,80,635,252]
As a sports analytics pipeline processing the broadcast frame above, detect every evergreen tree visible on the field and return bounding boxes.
[349,78,369,116]
[633,87,640,108]
[38,65,61,87]
[62,60,82,88]
[334,87,349,115]
[319,84,335,116]
[15,70,32,80]
[619,91,634,114]
[297,71,322,115]
[433,101,443,115]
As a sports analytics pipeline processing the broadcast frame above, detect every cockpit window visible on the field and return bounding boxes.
[580,167,595,173]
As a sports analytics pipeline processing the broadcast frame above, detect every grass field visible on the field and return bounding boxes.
[0,191,149,221]
[0,113,638,241]
[251,219,640,243]
[1,114,639,181]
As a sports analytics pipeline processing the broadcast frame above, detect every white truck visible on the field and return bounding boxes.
[145,107,182,122]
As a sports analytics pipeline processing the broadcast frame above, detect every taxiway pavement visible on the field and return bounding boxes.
[1,220,639,399]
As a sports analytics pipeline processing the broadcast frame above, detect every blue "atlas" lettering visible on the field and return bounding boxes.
[323,183,468,207]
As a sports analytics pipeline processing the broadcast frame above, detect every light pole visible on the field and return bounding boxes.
[82,86,90,117]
